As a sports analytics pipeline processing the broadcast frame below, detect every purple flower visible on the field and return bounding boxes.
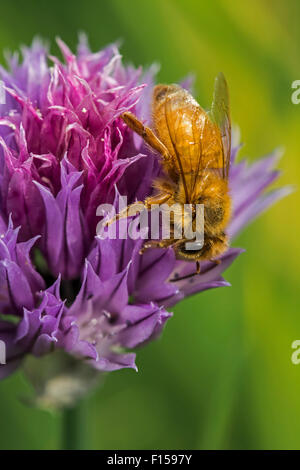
[0,37,290,379]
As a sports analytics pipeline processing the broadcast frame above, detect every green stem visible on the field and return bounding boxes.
[62,400,87,450]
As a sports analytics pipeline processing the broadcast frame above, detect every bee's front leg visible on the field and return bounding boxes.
[103,201,146,227]
[104,193,171,228]
[121,112,172,164]
[139,238,175,254]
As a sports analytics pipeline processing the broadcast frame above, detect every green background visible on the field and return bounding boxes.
[0,0,299,450]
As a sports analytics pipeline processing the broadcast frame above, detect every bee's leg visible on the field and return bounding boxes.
[145,193,172,206]
[140,224,180,254]
[171,258,221,282]
[121,112,172,164]
[170,260,201,283]
[139,238,175,254]
[104,201,145,227]
[104,193,172,228]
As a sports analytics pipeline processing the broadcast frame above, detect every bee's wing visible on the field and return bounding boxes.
[209,72,231,179]
[152,84,225,201]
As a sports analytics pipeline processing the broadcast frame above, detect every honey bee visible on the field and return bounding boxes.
[107,73,231,281]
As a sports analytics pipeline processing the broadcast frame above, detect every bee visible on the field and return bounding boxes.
[107,73,231,281]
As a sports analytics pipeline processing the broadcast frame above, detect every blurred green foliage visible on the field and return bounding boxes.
[0,0,299,450]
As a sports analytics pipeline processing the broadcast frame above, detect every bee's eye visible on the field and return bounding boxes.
[204,205,224,225]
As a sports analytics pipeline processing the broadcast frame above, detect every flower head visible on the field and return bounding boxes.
[0,37,290,379]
